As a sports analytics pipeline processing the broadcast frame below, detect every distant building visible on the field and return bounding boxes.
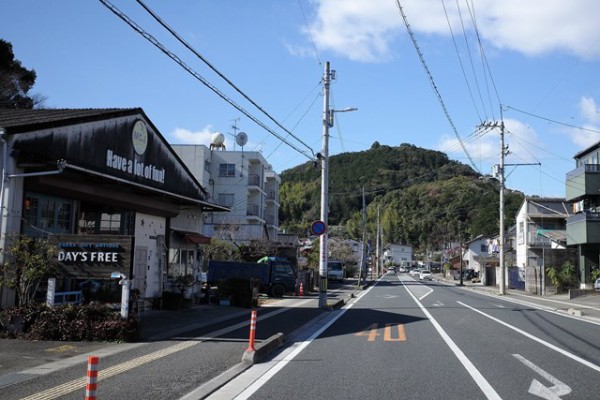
[171,143,281,243]
[383,244,413,267]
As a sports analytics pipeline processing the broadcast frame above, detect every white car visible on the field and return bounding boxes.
[409,269,422,277]
[419,270,432,280]
[594,278,600,291]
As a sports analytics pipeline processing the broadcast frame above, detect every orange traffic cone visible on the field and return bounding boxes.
[299,282,304,297]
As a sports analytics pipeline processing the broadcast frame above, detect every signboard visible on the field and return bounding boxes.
[311,220,327,236]
[52,234,133,279]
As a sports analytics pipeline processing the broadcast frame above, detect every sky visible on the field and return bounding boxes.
[2,0,600,198]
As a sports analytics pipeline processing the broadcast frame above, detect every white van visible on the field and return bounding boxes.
[327,261,345,282]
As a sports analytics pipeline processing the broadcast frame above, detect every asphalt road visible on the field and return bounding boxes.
[213,272,600,400]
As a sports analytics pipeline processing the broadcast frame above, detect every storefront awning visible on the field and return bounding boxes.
[171,229,211,245]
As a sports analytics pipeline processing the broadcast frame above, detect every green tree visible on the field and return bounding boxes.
[0,235,57,305]
[546,261,578,293]
[0,39,40,109]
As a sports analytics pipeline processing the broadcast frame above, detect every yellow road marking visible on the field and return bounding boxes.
[19,340,199,400]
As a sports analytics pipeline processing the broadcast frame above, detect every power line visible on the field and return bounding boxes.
[395,0,480,174]
[504,104,600,135]
[99,0,316,162]
[441,0,483,123]
[134,0,316,157]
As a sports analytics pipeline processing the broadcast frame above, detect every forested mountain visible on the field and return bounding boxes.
[279,142,524,253]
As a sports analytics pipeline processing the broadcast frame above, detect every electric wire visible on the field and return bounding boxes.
[134,0,316,158]
[297,0,322,67]
[395,0,480,174]
[441,0,483,123]
[99,0,316,162]
[465,0,500,120]
[505,105,600,136]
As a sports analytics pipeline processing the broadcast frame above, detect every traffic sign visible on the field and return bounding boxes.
[310,220,327,236]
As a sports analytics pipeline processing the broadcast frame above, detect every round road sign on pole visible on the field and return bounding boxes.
[311,220,327,236]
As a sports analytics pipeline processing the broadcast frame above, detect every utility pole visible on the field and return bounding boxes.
[318,61,332,310]
[318,62,357,309]
[478,120,507,295]
[359,185,367,287]
[499,120,506,295]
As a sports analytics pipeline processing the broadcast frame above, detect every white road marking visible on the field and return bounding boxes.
[401,280,502,400]
[210,284,378,400]
[419,286,434,301]
[459,301,600,373]
[513,354,571,399]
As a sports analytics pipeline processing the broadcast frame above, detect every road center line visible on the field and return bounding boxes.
[401,279,502,400]
[458,301,600,373]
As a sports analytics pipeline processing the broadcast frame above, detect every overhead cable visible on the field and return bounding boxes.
[98,0,315,162]
[395,0,480,174]
[135,0,315,157]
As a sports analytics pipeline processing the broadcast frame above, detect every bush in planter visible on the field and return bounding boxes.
[0,303,139,342]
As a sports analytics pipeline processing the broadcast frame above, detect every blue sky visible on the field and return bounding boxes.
[3,0,600,198]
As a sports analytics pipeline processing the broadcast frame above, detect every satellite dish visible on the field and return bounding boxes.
[235,131,248,147]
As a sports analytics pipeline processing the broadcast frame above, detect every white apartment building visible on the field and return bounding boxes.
[172,143,281,243]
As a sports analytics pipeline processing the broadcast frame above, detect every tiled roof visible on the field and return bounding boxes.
[0,108,143,134]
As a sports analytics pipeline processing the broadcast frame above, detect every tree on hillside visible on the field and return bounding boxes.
[0,39,40,109]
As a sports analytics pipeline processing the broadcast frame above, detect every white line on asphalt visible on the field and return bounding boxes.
[513,354,571,399]
[458,301,600,373]
[419,286,434,301]
[401,279,502,400]
[221,284,377,400]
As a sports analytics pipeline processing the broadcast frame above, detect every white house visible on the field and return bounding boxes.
[384,244,413,267]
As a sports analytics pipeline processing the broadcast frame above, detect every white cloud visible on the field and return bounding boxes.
[169,125,214,145]
[566,96,600,148]
[439,118,542,168]
[579,96,600,124]
[305,0,600,62]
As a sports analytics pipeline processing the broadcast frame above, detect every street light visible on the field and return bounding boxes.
[318,61,357,309]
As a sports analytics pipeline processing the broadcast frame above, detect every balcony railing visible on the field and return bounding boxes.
[247,204,262,218]
[247,174,261,187]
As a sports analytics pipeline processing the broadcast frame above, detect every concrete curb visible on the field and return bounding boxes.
[241,332,285,364]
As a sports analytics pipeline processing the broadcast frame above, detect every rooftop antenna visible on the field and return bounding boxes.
[228,118,241,150]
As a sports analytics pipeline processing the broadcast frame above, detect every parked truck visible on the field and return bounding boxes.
[206,257,297,297]
[327,260,345,282]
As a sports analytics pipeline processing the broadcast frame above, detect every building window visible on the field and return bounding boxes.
[77,203,135,235]
[23,193,73,236]
[168,248,196,279]
[219,163,236,177]
[204,159,211,172]
[218,193,234,207]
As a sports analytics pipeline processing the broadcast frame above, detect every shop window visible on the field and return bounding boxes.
[23,193,72,236]
[219,163,236,177]
[168,248,196,279]
[78,204,134,235]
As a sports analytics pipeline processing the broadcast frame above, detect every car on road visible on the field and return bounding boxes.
[398,266,408,273]
[595,277,600,291]
[409,268,422,277]
[387,266,396,273]
[419,270,432,280]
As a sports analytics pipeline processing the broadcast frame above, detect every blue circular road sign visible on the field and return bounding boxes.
[311,220,327,236]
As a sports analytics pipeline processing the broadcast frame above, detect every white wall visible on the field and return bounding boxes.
[134,212,166,298]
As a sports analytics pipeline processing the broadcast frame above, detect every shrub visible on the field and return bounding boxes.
[0,303,139,342]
